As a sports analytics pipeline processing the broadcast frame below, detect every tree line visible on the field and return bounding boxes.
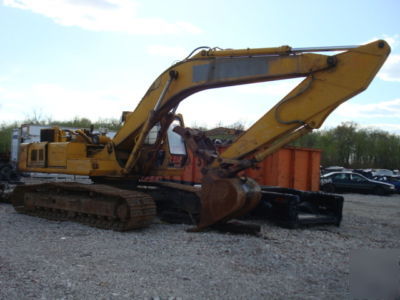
[1,118,399,169]
[291,122,400,169]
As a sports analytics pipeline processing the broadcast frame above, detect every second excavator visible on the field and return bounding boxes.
[12,40,390,231]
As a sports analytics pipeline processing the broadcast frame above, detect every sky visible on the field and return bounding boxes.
[0,0,399,133]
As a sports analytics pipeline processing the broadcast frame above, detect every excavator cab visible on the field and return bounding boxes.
[136,115,188,176]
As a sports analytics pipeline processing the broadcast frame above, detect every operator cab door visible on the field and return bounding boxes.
[143,116,187,175]
[166,119,187,169]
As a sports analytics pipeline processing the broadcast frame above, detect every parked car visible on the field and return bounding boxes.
[320,171,395,195]
[353,169,374,178]
[321,166,346,175]
[372,175,400,193]
[372,169,394,177]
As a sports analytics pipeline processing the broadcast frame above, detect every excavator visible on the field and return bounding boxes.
[11,40,390,232]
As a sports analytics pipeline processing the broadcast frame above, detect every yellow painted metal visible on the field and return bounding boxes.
[113,40,389,171]
[97,135,111,144]
[112,53,331,150]
[220,40,390,160]
[47,143,67,167]
[18,144,28,171]
[27,143,46,168]
[192,45,292,58]
[122,111,155,174]
[20,141,124,176]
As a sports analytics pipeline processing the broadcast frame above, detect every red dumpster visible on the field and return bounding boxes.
[150,146,321,192]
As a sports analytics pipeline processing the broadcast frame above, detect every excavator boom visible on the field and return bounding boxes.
[113,40,389,174]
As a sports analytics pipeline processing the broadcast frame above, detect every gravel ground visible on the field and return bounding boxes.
[1,182,399,299]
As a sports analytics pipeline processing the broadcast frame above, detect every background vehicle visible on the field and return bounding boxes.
[11,40,390,231]
[372,175,400,193]
[372,169,395,177]
[352,169,374,178]
[320,171,395,195]
[321,166,346,175]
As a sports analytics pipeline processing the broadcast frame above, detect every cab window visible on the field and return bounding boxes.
[332,173,349,181]
[167,120,186,155]
[145,124,160,145]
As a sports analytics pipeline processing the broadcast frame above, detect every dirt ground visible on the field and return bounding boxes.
[0,181,399,299]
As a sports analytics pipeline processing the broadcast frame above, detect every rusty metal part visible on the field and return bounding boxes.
[137,181,201,225]
[157,181,200,194]
[192,176,261,231]
[174,125,262,230]
[173,125,256,177]
[11,183,156,231]
[173,126,218,166]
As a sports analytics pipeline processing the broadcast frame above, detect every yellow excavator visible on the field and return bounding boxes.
[12,40,390,231]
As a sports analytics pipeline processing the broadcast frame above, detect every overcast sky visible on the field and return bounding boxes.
[0,0,399,132]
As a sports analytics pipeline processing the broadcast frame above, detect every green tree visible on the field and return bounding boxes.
[292,122,400,169]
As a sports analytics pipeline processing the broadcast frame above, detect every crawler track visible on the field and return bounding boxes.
[12,183,156,231]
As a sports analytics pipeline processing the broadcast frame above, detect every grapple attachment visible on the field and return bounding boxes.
[173,126,263,230]
[194,176,261,230]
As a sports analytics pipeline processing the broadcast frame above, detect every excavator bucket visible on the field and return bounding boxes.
[193,176,261,230]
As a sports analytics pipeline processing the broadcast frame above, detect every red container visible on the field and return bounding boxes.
[241,146,321,191]
[147,146,321,192]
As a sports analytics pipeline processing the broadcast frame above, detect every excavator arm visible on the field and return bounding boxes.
[114,40,389,174]
[220,41,389,163]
